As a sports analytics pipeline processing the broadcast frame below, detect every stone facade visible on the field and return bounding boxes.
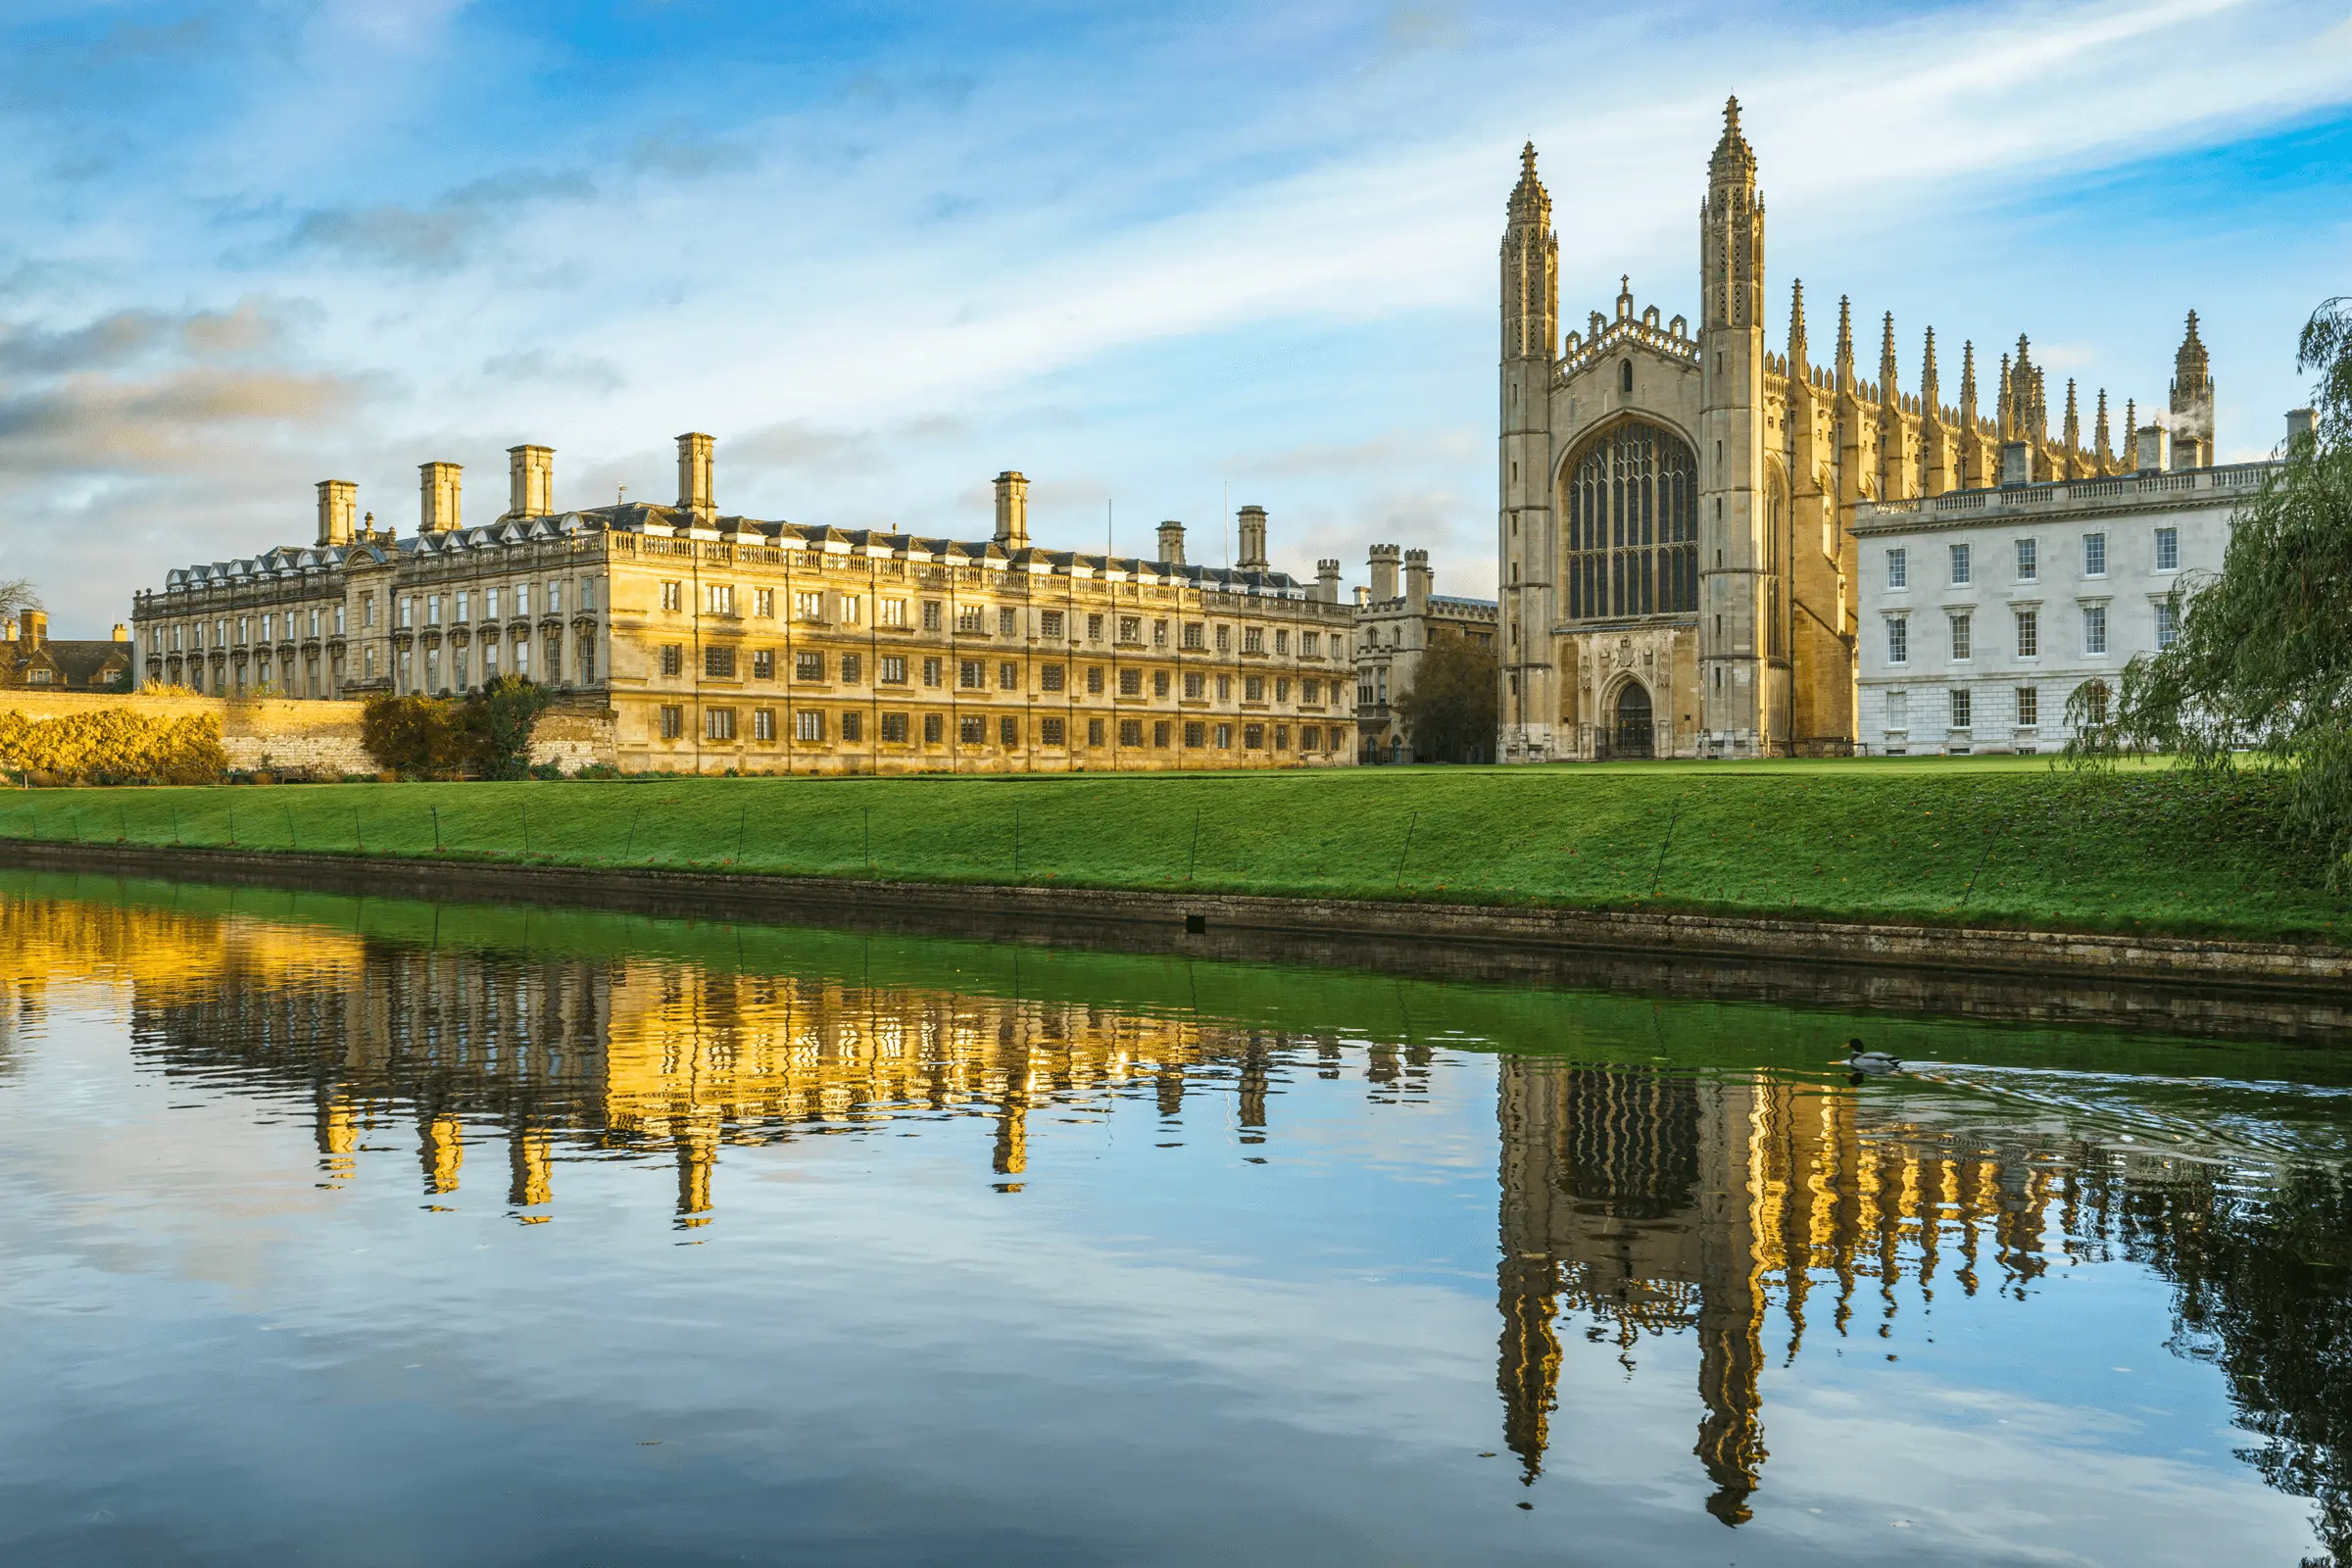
[1852,445,2285,755]
[132,446,1359,775]
[2,612,131,692]
[1498,100,2220,762]
[1351,545,1497,762]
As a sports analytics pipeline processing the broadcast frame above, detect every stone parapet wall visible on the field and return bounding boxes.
[0,691,614,776]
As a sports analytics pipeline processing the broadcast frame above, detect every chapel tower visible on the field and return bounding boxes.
[2171,311,2215,467]
[1697,97,1773,744]
[1499,142,1560,756]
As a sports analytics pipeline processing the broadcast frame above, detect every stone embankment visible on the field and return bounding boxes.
[5,839,2346,1039]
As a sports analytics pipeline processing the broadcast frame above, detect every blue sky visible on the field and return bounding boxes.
[1,0,2348,634]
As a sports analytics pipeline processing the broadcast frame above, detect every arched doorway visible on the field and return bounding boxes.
[1613,681,1654,759]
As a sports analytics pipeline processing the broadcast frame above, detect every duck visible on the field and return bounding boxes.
[1846,1038,1901,1076]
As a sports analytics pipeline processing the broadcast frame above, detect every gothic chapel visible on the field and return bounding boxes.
[1496,98,2208,760]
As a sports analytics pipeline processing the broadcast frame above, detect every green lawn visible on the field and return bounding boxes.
[2,758,2340,944]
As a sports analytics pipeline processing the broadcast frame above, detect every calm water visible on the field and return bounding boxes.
[4,872,2350,1567]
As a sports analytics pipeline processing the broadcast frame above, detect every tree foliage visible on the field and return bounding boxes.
[0,708,224,783]
[2073,297,2352,888]
[361,677,557,778]
[1396,633,1499,763]
[0,577,40,632]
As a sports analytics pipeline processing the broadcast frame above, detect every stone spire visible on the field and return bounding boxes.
[1701,95,1763,331]
[1960,340,1979,429]
[1879,312,1898,405]
[2093,387,2113,467]
[1997,352,2013,438]
[1921,326,1939,411]
[1501,142,1558,364]
[1836,295,1854,393]
[1788,278,1807,373]
[2063,379,2081,452]
[2123,398,2138,469]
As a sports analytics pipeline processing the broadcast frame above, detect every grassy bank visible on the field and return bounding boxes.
[1,758,2340,944]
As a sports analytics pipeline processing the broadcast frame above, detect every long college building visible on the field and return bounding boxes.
[131,440,1359,774]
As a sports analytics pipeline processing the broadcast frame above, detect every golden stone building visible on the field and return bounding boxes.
[1498,100,2192,760]
[130,438,1358,774]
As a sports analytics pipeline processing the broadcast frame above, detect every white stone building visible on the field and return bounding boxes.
[1850,423,2302,756]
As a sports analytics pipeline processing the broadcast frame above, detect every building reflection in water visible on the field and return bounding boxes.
[9,891,2344,1553]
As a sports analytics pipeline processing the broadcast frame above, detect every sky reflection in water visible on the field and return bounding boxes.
[1,874,2347,1567]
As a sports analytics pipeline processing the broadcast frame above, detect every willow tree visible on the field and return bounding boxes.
[2074,298,2352,888]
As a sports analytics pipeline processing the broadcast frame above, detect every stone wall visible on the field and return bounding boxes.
[0,691,614,776]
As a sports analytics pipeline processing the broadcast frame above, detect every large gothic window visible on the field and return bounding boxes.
[1564,420,1698,621]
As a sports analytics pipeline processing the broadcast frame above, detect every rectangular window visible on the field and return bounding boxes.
[659,705,684,739]
[516,584,530,617]
[754,708,775,741]
[2155,526,2180,571]
[1118,667,1142,697]
[959,659,984,690]
[1886,548,1908,589]
[1949,612,1971,661]
[1118,718,1143,747]
[998,662,1018,690]
[1275,677,1290,702]
[2155,600,2180,649]
[1214,625,1231,653]
[1301,725,1321,752]
[840,711,862,741]
[755,587,775,618]
[576,634,595,682]
[1950,689,1972,728]
[923,712,944,745]
[840,653,860,683]
[705,646,736,678]
[1301,631,1320,658]
[880,597,907,627]
[482,642,500,682]
[956,605,985,634]
[707,707,737,740]
[921,657,942,688]
[662,581,682,612]
[360,596,374,629]
[1244,675,1265,702]
[2015,538,2037,582]
[1086,612,1104,642]
[1274,724,1291,751]
[2016,686,2039,728]
[423,596,439,627]
[1087,665,1106,695]
[1118,615,1142,644]
[1041,611,1064,639]
[1886,615,1908,665]
[2083,532,2107,576]
[1301,678,1320,704]
[1242,722,1264,749]
[796,651,824,682]
[1215,674,1232,700]
[454,591,468,623]
[880,655,907,685]
[1183,720,1205,748]
[1153,720,1171,748]
[580,578,598,612]
[999,716,1018,746]
[2015,609,2038,659]
[880,712,908,743]
[661,644,683,677]
[1275,630,1290,655]
[1042,663,1065,692]
[1184,671,1204,699]
[839,595,862,625]
[1886,690,1908,731]
[2083,604,2107,655]
[753,649,775,680]
[1213,722,1233,748]
[997,608,1017,637]
[1182,622,1204,651]
[959,714,987,745]
[1041,716,1065,747]
[514,640,528,677]
[922,600,942,631]
[796,591,824,622]
[1243,627,1264,654]
[1151,669,1169,698]
[707,583,735,614]
[1152,619,1168,648]
[485,588,501,619]
[334,605,345,634]
[793,710,824,742]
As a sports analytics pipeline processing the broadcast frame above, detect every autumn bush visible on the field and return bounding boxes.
[0,708,226,784]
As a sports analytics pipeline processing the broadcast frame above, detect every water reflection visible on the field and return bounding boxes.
[5,882,2349,1562]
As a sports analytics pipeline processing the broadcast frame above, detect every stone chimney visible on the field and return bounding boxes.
[2287,408,2319,452]
[1403,548,1432,613]
[1368,544,1400,603]
[2136,425,2168,473]
[993,470,1030,549]
[2170,428,2200,472]
[1155,519,1186,565]
[418,462,463,534]
[676,432,714,519]
[1353,585,1369,608]
[111,622,128,644]
[1316,559,1341,604]
[1998,441,2030,488]
[508,445,554,518]
[316,480,358,547]
[22,610,45,646]
[1236,505,1269,572]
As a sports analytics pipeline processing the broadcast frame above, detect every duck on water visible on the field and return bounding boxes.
[1847,1039,1901,1077]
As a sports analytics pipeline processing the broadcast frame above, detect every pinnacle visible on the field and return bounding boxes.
[1724,95,1740,136]
[1521,140,1538,175]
